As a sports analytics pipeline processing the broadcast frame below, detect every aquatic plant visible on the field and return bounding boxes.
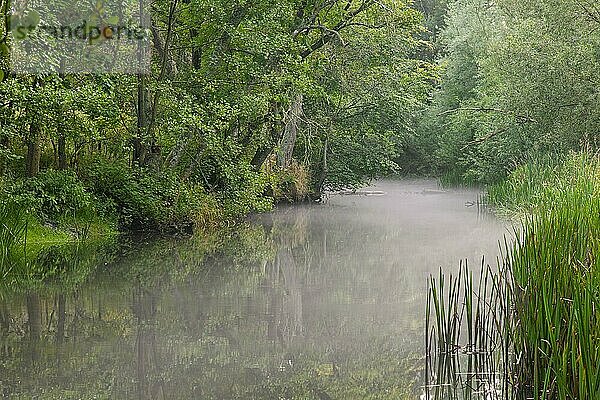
[0,200,29,280]
[427,152,600,400]
[425,260,512,400]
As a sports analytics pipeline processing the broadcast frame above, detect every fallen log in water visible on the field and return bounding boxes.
[334,190,386,196]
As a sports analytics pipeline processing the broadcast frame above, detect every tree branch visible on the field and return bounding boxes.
[460,127,509,150]
[299,0,377,59]
[438,107,537,123]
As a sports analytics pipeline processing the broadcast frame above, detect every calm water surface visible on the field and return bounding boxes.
[0,180,507,399]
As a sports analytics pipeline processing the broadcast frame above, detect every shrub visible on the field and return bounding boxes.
[266,161,311,203]
[83,160,225,231]
[6,170,94,221]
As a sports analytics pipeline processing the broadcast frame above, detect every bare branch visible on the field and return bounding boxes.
[575,0,600,25]
[294,25,347,45]
[300,0,377,58]
[460,127,509,150]
[438,107,537,123]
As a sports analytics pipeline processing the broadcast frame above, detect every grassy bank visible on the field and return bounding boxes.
[427,152,600,399]
[1,160,311,243]
[490,152,600,399]
[0,161,312,285]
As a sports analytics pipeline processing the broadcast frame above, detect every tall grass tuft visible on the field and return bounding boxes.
[506,153,600,399]
[0,200,29,280]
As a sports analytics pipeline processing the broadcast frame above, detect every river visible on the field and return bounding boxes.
[0,179,507,399]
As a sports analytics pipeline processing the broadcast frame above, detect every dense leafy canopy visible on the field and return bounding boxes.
[0,0,436,232]
[419,0,600,183]
[1,0,596,226]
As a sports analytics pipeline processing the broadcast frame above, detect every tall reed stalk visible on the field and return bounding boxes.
[425,260,513,400]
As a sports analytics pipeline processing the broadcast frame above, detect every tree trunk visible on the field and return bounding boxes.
[58,60,67,170]
[134,0,149,166]
[26,124,41,177]
[250,101,284,168]
[277,94,303,168]
[314,134,329,197]
[58,134,66,170]
[134,73,147,166]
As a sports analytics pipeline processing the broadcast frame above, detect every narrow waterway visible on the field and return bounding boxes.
[0,179,507,399]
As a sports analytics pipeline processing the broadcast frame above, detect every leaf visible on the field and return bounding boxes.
[0,70,4,81]
[0,43,9,57]
[12,27,28,40]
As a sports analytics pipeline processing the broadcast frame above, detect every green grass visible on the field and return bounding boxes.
[25,218,117,245]
[427,151,600,399]
[501,152,600,399]
[0,200,118,287]
[486,152,596,216]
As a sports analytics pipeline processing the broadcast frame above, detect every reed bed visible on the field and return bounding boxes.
[426,152,600,400]
[425,259,513,400]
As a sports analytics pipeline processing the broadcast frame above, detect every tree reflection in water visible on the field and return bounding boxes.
[0,180,505,399]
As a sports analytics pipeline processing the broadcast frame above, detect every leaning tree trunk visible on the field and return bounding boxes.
[277,94,304,169]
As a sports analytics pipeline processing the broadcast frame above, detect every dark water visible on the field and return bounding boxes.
[0,180,507,399]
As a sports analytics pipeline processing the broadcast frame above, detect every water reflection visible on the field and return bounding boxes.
[0,180,506,399]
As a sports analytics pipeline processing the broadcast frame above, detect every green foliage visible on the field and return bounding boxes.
[431,152,600,399]
[6,170,94,221]
[503,154,600,399]
[294,4,436,190]
[486,152,596,216]
[265,162,310,202]
[0,200,28,280]
[419,0,600,183]
[0,0,435,234]
[84,160,224,231]
[324,128,401,190]
[427,153,600,399]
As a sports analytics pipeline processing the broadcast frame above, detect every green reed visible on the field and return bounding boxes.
[427,152,600,399]
[0,200,29,279]
[425,260,513,400]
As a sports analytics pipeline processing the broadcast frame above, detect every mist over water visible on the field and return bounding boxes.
[0,179,507,399]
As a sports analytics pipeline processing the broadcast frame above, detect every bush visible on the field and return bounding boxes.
[265,161,311,203]
[6,170,94,221]
[83,160,224,231]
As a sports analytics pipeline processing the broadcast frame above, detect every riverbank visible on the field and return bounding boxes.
[491,152,600,399]
[1,160,313,248]
[427,151,600,399]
